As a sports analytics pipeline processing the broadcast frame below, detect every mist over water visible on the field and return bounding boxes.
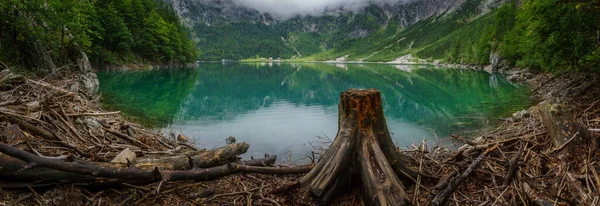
[98,63,531,163]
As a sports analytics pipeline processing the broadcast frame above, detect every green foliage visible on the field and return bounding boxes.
[192,6,390,61]
[0,0,198,71]
[92,0,197,65]
[501,0,600,72]
[306,0,599,73]
[193,22,298,61]
[415,13,496,64]
[410,0,600,72]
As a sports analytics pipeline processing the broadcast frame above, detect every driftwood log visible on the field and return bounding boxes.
[295,89,422,205]
[0,69,25,86]
[116,142,250,170]
[0,142,312,187]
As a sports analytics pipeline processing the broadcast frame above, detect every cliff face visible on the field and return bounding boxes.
[167,0,506,60]
[168,0,278,26]
[169,0,474,28]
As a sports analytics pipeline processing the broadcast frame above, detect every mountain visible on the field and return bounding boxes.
[166,0,508,62]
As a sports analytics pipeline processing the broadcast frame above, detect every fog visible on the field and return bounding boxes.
[230,0,412,19]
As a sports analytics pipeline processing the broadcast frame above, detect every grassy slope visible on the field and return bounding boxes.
[304,0,497,64]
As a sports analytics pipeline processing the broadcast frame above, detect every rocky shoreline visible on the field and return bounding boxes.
[0,65,599,205]
[100,62,199,72]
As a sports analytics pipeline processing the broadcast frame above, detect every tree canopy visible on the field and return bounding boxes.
[0,0,197,71]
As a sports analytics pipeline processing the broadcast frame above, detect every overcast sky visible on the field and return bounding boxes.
[230,0,412,19]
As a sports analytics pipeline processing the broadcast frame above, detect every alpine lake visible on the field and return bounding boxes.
[97,63,532,162]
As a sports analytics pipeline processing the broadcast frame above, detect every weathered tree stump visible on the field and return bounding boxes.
[533,103,598,158]
[300,89,417,205]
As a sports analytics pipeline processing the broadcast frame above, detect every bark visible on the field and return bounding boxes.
[0,143,311,186]
[0,69,25,87]
[104,128,152,149]
[130,142,250,170]
[533,103,598,158]
[299,89,418,205]
[430,145,498,206]
[1,116,90,157]
[0,155,95,188]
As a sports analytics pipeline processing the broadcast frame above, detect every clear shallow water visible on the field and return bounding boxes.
[97,63,532,162]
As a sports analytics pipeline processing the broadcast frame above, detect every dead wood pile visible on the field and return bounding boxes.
[1,67,600,205]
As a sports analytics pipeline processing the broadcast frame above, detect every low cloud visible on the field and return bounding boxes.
[230,0,412,19]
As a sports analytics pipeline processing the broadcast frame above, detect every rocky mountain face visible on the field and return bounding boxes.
[166,0,507,61]
[168,0,278,26]
[169,0,472,29]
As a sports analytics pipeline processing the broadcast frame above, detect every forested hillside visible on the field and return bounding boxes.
[171,0,599,73]
[308,0,600,72]
[190,7,390,61]
[171,0,464,61]
[0,0,197,72]
[413,0,600,72]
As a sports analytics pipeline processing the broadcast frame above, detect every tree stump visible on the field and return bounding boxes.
[533,103,598,158]
[300,89,416,205]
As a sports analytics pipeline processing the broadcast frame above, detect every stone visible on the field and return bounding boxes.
[24,101,41,111]
[512,109,531,120]
[110,148,137,164]
[76,72,99,98]
[489,51,503,70]
[77,51,93,73]
[483,65,493,74]
[74,50,99,98]
[76,117,103,135]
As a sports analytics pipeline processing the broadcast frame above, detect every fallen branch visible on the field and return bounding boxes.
[547,132,578,154]
[131,142,250,170]
[0,142,157,181]
[523,183,554,206]
[103,128,152,150]
[451,134,477,146]
[67,111,121,117]
[25,79,74,95]
[199,186,261,205]
[4,115,60,141]
[0,143,311,185]
[502,145,523,188]
[431,144,499,206]
[160,161,313,182]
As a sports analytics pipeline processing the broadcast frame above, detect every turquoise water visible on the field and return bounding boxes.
[97,63,531,162]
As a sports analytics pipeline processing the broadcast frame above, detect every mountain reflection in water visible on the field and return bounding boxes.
[98,63,531,162]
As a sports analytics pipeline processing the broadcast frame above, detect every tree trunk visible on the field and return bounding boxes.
[128,142,250,170]
[299,89,415,205]
[533,103,598,158]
